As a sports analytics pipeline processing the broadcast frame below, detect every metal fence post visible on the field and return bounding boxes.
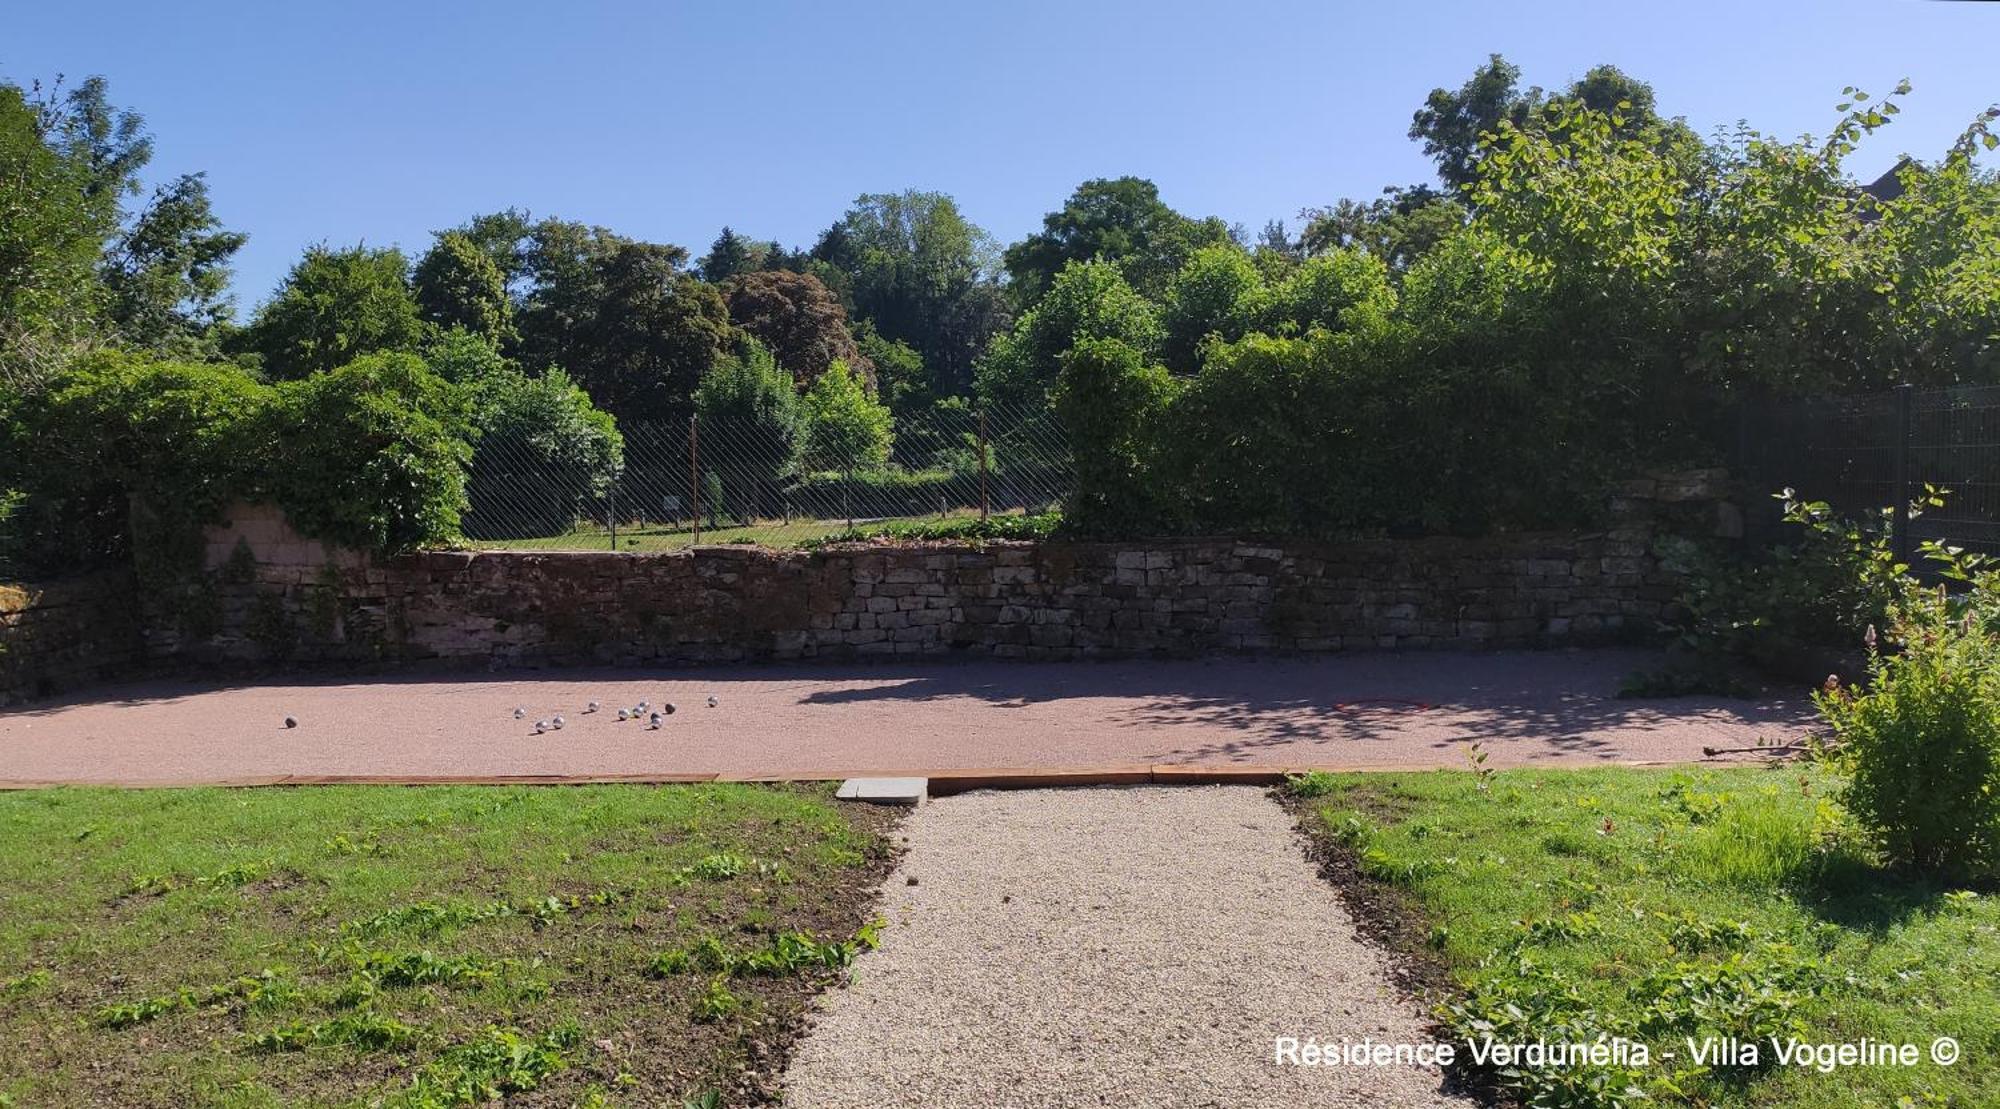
[689,414,700,547]
[978,409,991,521]
[608,477,617,552]
[1893,383,1914,567]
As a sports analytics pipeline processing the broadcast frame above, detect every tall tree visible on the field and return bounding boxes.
[239,244,425,380]
[413,231,514,345]
[1411,55,1674,195]
[515,220,736,421]
[721,269,869,389]
[814,190,1007,396]
[100,172,245,356]
[0,75,162,390]
[1002,176,1232,306]
[697,226,775,283]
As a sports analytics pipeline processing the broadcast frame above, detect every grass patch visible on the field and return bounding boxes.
[0,783,898,1106]
[1286,768,1999,1107]
[468,508,1058,553]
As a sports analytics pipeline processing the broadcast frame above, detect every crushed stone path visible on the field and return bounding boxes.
[782,786,1472,1108]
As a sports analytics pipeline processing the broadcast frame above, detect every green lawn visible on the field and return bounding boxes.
[0,784,897,1108]
[470,509,1052,553]
[1288,768,1999,1107]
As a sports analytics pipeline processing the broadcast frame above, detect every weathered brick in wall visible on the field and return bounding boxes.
[0,571,147,703]
[188,472,1733,667]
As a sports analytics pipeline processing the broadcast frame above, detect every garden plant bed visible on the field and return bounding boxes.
[1287,768,2000,1107]
[0,783,900,1107]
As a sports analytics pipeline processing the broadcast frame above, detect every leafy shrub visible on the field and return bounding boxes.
[2,353,270,576]
[265,352,472,554]
[463,362,623,541]
[1053,338,1177,535]
[1816,548,2000,879]
[1655,490,1907,682]
[799,360,892,473]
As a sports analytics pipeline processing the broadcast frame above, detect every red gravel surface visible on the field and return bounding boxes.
[0,649,1814,786]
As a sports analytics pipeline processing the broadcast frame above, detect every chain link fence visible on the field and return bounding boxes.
[1740,382,2000,559]
[462,399,1070,551]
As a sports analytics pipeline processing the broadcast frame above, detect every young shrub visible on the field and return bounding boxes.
[265,352,472,554]
[1816,560,2000,879]
[799,360,893,475]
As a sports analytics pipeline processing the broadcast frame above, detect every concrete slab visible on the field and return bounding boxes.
[836,777,928,805]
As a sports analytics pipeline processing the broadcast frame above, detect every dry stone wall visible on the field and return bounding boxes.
[182,471,1738,668]
[0,571,147,703]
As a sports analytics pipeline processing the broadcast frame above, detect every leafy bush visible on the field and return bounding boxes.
[463,363,622,541]
[1053,338,1177,535]
[1655,490,1906,682]
[692,340,800,521]
[799,360,892,473]
[265,353,472,554]
[1816,548,2000,879]
[2,352,270,575]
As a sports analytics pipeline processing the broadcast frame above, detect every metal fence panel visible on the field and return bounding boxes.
[1742,383,2000,558]
[461,399,1070,551]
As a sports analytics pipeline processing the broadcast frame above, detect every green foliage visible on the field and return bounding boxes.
[394,1023,581,1107]
[692,340,801,521]
[976,260,1160,408]
[101,172,245,358]
[1002,175,1233,304]
[1817,549,2000,880]
[799,361,892,473]
[3,353,268,574]
[815,190,1007,395]
[240,245,426,380]
[800,512,1062,549]
[1656,491,1907,681]
[413,232,514,345]
[515,221,738,422]
[265,353,472,554]
[0,77,154,392]
[463,348,623,542]
[1158,244,1265,370]
[1053,338,1176,534]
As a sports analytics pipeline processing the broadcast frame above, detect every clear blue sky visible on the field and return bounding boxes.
[9,0,1995,314]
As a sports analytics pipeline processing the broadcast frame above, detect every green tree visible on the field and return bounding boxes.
[799,360,892,474]
[815,190,1007,394]
[515,220,737,421]
[1003,176,1233,305]
[697,226,774,282]
[856,322,928,416]
[414,231,514,344]
[1262,249,1397,336]
[1159,245,1266,371]
[694,340,801,518]
[240,244,425,379]
[1411,55,1676,195]
[0,80,127,390]
[463,362,622,541]
[101,172,244,357]
[1298,188,1464,270]
[976,260,1160,407]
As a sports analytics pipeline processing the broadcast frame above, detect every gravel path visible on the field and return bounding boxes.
[1,650,1810,785]
[782,787,1472,1108]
